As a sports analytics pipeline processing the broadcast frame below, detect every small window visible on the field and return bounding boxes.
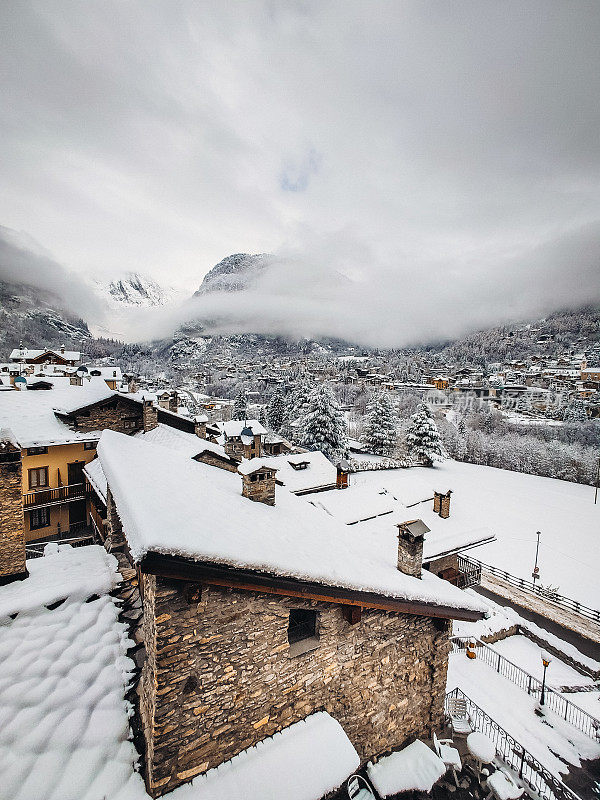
[27,446,48,456]
[29,508,50,530]
[28,467,49,489]
[123,418,138,429]
[84,442,97,450]
[288,609,317,645]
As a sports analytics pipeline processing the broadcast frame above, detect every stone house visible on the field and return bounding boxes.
[96,429,486,798]
[222,419,267,459]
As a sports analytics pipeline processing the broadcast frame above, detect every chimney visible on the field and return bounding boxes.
[239,460,278,506]
[142,397,158,432]
[252,432,262,457]
[396,519,429,579]
[336,459,350,490]
[60,344,65,354]
[194,415,207,439]
[168,391,178,413]
[128,378,137,394]
[0,431,28,584]
[433,490,452,519]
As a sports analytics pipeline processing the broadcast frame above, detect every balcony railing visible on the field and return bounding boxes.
[23,483,86,509]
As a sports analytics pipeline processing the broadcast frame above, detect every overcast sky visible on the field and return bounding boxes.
[1,1,599,345]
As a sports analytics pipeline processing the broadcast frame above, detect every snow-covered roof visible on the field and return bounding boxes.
[238,458,278,475]
[310,486,395,525]
[0,378,111,447]
[223,419,267,438]
[136,423,230,461]
[97,431,486,614]
[168,712,359,800]
[9,347,81,362]
[261,451,337,494]
[84,457,107,504]
[0,545,143,799]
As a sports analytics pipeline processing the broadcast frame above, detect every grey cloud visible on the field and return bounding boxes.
[0,1,599,346]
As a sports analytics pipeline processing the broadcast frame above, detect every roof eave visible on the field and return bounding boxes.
[139,551,485,622]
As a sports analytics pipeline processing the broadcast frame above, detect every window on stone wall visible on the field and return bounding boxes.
[288,608,318,649]
[123,418,138,429]
[29,508,50,530]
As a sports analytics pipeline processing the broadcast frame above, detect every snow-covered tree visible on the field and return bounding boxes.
[267,389,286,432]
[362,391,398,456]
[406,403,444,466]
[299,385,348,462]
[258,405,268,427]
[562,398,588,422]
[281,381,313,442]
[232,390,248,420]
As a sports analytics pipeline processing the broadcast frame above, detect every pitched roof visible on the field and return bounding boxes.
[97,430,486,618]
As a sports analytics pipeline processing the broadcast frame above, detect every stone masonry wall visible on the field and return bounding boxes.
[396,536,424,578]
[71,400,143,434]
[427,554,459,576]
[141,576,451,797]
[0,451,27,582]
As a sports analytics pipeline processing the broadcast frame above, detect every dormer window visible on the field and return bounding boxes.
[289,460,309,471]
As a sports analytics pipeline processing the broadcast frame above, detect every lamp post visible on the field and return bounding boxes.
[532,531,541,589]
[540,653,551,708]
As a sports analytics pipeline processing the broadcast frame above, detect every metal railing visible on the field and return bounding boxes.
[460,555,600,624]
[452,638,600,742]
[23,482,86,509]
[26,534,95,558]
[445,687,581,800]
[456,554,482,589]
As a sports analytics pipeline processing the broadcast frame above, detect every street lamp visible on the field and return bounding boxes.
[532,531,541,589]
[540,653,552,707]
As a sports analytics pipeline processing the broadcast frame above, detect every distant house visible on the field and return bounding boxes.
[93,430,485,798]
[9,345,81,367]
[222,419,267,459]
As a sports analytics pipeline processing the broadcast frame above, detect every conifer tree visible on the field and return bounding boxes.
[267,388,286,432]
[281,381,313,442]
[562,398,588,422]
[362,391,398,456]
[232,390,248,420]
[299,384,348,462]
[406,402,444,466]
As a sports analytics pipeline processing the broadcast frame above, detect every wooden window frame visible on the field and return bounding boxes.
[26,446,48,456]
[29,507,50,530]
[28,466,49,490]
[83,442,97,450]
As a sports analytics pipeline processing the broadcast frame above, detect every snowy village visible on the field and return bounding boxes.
[1,4,600,800]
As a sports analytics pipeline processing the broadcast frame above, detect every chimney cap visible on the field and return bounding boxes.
[397,519,430,541]
[238,458,279,476]
[435,489,453,495]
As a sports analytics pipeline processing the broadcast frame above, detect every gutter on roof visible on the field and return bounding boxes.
[140,551,484,622]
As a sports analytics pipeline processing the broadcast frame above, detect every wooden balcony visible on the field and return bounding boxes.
[23,483,86,509]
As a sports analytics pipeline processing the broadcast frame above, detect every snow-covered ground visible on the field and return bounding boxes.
[447,652,600,780]
[0,546,146,800]
[350,460,600,608]
[489,635,594,689]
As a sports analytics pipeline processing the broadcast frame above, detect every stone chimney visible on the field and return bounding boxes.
[142,398,158,433]
[396,519,430,579]
[433,490,452,519]
[0,431,28,585]
[60,344,65,354]
[336,459,350,490]
[194,415,207,439]
[239,460,278,506]
[168,391,178,413]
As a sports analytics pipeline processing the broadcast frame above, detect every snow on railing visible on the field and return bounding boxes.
[347,457,411,472]
[451,638,600,742]
[459,555,600,624]
[444,687,582,800]
[25,534,95,559]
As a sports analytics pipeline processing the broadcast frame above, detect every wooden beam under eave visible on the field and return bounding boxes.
[139,552,484,623]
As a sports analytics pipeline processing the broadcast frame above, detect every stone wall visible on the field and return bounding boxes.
[105,487,126,551]
[194,452,239,473]
[427,554,458,577]
[71,398,144,434]
[0,445,27,583]
[396,533,424,578]
[139,575,451,797]
[241,471,276,505]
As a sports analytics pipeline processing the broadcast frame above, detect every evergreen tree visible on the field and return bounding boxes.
[266,388,286,432]
[232,390,248,420]
[406,403,444,466]
[562,398,588,422]
[362,391,398,456]
[281,381,313,442]
[299,384,348,462]
[258,404,268,427]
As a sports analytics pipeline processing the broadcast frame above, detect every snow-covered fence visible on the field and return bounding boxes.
[459,555,600,624]
[25,535,95,559]
[445,687,582,800]
[347,457,411,472]
[451,638,600,742]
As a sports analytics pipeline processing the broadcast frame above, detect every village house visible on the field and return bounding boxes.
[91,429,486,798]
[221,419,268,459]
[9,344,81,367]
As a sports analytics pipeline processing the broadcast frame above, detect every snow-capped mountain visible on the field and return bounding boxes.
[97,272,181,307]
[194,253,271,296]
